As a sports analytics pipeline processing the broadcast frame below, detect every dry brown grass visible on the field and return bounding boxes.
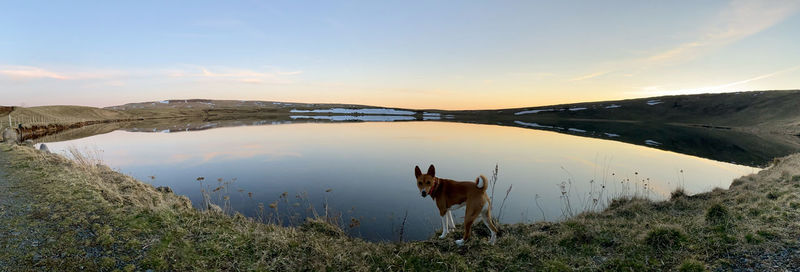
[2,143,800,270]
[0,105,132,131]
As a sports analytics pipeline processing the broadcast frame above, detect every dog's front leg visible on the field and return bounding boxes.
[447,210,456,229]
[438,215,449,238]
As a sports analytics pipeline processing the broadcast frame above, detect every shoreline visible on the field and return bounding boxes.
[1,143,799,270]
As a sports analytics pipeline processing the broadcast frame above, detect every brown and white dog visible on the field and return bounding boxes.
[414,164,498,245]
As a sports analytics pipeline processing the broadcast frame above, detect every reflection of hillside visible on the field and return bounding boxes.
[116,116,352,133]
[31,122,124,144]
[478,119,800,167]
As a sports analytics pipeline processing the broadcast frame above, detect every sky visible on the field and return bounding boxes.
[1,0,799,110]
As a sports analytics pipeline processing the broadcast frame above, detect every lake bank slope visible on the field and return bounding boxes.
[1,143,798,271]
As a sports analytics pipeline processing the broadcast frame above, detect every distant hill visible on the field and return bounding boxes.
[451,90,800,135]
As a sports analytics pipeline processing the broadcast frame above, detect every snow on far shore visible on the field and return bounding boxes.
[647,100,662,106]
[515,109,554,115]
[290,115,415,122]
[605,104,621,109]
[569,107,587,111]
[568,128,586,133]
[290,108,416,115]
[514,121,554,129]
[645,139,662,146]
[604,133,620,137]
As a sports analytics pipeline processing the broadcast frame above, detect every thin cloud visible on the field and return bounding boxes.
[0,66,71,80]
[167,66,303,84]
[0,65,123,80]
[643,0,800,65]
[634,65,800,96]
[576,1,800,79]
[570,71,610,81]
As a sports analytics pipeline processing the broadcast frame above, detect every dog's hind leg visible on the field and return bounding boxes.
[456,204,481,246]
[482,208,499,245]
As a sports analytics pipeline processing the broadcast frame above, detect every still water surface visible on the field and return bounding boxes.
[43,121,757,241]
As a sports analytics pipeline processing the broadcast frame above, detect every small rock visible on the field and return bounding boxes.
[1,128,18,142]
[39,143,50,153]
[207,203,223,213]
[155,186,173,193]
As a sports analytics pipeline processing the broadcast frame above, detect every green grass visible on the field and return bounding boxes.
[2,143,800,270]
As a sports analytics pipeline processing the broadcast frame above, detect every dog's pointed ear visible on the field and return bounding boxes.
[427,164,435,177]
[414,166,422,178]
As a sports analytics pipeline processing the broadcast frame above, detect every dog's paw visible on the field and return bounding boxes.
[455,239,465,246]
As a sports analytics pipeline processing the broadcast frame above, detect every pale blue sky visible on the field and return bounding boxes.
[1,1,799,109]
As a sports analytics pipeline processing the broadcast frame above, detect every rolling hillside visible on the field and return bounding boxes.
[476,90,800,135]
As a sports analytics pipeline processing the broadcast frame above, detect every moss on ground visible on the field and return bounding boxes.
[1,143,799,271]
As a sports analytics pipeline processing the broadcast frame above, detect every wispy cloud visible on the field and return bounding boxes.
[570,71,610,81]
[179,66,303,84]
[643,0,800,65]
[1,64,303,85]
[634,65,800,96]
[0,66,71,80]
[572,1,800,80]
[0,65,124,80]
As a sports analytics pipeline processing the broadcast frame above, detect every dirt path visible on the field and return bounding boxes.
[0,146,34,267]
[0,146,60,269]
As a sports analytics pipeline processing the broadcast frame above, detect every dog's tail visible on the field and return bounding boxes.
[475,175,488,191]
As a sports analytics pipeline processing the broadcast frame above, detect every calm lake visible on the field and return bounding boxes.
[41,121,758,241]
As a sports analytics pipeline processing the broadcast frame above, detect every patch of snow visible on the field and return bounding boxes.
[160,130,170,133]
[646,100,662,106]
[605,104,621,109]
[423,112,441,120]
[568,128,586,133]
[569,107,587,111]
[158,100,169,104]
[514,121,554,129]
[290,115,415,122]
[290,108,416,115]
[645,140,662,146]
[515,109,554,115]
[604,133,620,137]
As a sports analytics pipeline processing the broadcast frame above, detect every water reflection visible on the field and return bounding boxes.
[43,121,758,241]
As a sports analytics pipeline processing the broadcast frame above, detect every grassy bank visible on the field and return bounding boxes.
[1,144,799,271]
